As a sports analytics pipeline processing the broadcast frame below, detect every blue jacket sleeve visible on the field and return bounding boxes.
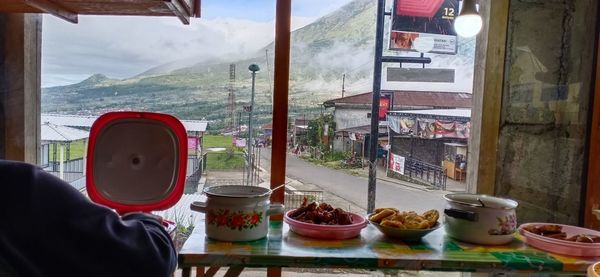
[0,160,177,277]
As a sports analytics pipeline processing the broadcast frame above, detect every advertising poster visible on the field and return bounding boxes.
[389,0,459,54]
[187,137,198,149]
[390,153,406,175]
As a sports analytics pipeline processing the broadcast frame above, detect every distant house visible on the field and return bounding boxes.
[260,123,273,146]
[291,118,312,147]
[323,90,472,152]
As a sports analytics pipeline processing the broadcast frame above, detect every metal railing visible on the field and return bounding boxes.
[404,157,447,190]
[46,158,84,172]
[284,189,323,211]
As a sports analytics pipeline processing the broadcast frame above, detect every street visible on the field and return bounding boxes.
[260,148,447,213]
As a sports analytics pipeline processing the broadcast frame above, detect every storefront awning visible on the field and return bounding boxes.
[388,109,471,139]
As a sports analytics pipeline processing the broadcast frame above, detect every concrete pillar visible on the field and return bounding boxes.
[0,13,42,163]
[495,0,598,224]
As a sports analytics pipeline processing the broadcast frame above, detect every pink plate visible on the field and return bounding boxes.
[519,223,600,257]
[284,210,367,240]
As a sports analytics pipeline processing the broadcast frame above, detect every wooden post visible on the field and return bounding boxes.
[0,13,42,163]
[270,0,291,213]
[268,1,291,276]
[584,34,600,229]
[467,0,509,194]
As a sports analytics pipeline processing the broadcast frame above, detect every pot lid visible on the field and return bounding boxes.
[203,185,270,198]
[444,193,518,210]
[86,112,187,214]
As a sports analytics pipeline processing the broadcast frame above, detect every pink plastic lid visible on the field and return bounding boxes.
[86,112,187,214]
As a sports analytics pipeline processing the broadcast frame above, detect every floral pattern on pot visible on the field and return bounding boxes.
[488,214,517,235]
[206,209,263,231]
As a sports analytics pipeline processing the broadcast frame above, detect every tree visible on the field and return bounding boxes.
[306,114,335,151]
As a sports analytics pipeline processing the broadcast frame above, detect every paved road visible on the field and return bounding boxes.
[260,148,447,213]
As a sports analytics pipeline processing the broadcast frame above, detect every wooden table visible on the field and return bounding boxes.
[178,220,597,276]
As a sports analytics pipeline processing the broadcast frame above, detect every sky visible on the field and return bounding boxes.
[41,0,352,88]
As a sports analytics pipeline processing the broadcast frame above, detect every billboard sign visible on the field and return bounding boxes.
[389,0,459,54]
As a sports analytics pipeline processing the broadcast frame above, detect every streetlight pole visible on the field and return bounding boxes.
[247,64,260,185]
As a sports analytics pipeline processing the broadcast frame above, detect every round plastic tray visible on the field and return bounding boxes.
[519,223,600,257]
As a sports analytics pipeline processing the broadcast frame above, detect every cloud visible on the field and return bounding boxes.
[41,14,317,87]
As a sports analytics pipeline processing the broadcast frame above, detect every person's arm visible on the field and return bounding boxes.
[0,160,176,277]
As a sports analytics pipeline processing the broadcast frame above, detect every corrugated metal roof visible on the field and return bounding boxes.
[323,90,472,109]
[41,122,89,142]
[42,114,97,128]
[41,114,208,132]
[389,108,471,118]
[181,120,208,133]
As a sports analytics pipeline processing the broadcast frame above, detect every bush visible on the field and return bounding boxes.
[322,151,350,162]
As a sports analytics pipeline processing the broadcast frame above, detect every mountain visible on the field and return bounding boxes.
[42,0,474,130]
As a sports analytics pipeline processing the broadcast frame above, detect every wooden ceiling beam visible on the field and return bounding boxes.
[24,0,78,23]
[164,0,190,25]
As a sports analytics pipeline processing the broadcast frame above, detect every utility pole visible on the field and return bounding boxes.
[367,0,386,214]
[342,73,346,98]
[228,64,236,131]
[266,49,273,105]
[246,64,260,185]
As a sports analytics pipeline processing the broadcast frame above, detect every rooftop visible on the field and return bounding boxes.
[323,90,472,109]
[41,122,89,142]
[41,114,208,133]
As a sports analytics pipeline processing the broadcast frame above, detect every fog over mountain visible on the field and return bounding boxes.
[42,0,475,129]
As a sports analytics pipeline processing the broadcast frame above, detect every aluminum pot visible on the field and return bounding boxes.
[443,193,518,245]
[190,185,284,242]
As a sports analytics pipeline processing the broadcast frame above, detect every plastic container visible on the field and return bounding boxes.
[519,223,600,257]
[86,111,188,214]
[284,210,367,240]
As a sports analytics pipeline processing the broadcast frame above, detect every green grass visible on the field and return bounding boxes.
[67,140,86,160]
[206,152,245,170]
[203,135,233,148]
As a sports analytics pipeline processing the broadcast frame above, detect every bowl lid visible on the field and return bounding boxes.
[86,112,187,214]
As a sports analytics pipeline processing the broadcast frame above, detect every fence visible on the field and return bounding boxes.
[187,156,202,177]
[46,158,84,172]
[403,157,447,190]
[284,189,323,211]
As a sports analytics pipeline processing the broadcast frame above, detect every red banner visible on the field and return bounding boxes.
[379,96,390,120]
